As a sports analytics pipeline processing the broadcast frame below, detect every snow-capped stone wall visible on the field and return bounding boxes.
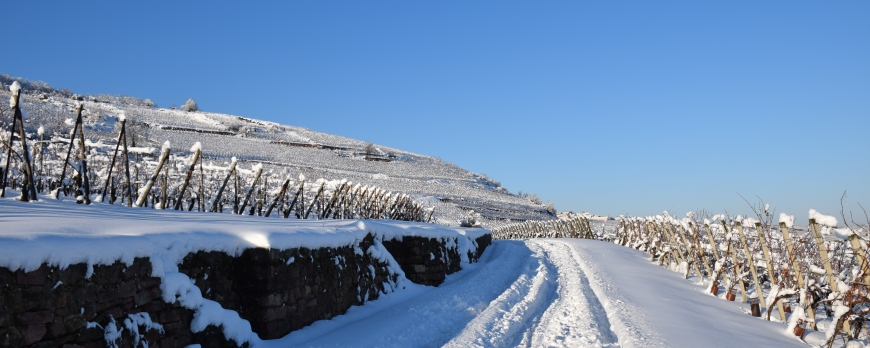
[382,233,491,286]
[0,232,490,347]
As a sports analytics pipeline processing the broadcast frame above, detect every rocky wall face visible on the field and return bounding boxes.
[381,236,462,286]
[0,257,238,348]
[178,233,398,339]
[0,231,491,347]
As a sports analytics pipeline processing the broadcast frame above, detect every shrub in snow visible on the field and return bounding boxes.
[181,98,199,112]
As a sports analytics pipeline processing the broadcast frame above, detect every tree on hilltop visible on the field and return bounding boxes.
[181,98,199,112]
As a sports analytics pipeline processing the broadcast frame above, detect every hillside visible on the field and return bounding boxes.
[0,75,555,226]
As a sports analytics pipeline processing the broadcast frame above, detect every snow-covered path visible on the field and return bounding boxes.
[277,239,805,348]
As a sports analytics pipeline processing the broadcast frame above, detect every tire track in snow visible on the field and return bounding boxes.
[447,240,620,348]
[524,240,619,348]
[445,242,558,347]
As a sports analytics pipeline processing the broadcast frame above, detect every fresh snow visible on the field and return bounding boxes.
[274,239,805,347]
[1,196,810,347]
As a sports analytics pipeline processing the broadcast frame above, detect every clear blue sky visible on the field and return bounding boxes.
[3,1,868,221]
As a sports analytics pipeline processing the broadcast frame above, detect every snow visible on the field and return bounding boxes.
[272,240,803,347]
[117,111,126,122]
[9,80,21,94]
[780,213,795,228]
[809,209,837,227]
[37,126,44,135]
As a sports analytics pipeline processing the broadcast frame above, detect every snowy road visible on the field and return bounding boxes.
[271,239,805,348]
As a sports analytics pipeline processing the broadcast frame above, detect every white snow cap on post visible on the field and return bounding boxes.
[743,217,758,226]
[161,141,171,152]
[779,213,795,228]
[230,156,237,164]
[809,209,837,227]
[9,81,21,94]
[37,126,44,136]
[190,142,202,153]
[117,112,126,122]
[9,81,21,107]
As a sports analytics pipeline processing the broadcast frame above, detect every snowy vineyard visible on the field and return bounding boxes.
[491,216,597,240]
[0,84,430,222]
[501,204,870,348]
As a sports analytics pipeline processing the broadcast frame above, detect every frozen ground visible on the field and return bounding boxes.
[278,239,809,348]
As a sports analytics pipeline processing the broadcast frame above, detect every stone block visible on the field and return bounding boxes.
[16,266,47,286]
[24,323,47,344]
[17,310,54,325]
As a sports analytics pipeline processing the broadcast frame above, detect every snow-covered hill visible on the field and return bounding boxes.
[0,75,555,226]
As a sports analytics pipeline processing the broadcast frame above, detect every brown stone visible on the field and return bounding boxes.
[0,326,25,347]
[16,266,47,286]
[134,290,152,306]
[49,316,65,338]
[24,323,47,344]
[17,310,54,324]
[63,315,87,333]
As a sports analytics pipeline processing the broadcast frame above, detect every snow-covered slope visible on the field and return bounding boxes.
[0,75,555,226]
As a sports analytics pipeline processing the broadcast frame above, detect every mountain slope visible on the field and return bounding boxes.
[0,75,554,226]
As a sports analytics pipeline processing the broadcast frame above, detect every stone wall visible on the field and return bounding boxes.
[0,231,490,347]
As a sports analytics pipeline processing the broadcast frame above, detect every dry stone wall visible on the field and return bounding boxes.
[0,231,490,347]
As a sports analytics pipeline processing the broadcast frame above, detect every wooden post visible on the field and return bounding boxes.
[0,107,14,197]
[754,222,785,321]
[321,181,347,219]
[119,120,134,207]
[238,164,263,214]
[173,146,202,210]
[847,234,870,286]
[100,118,126,203]
[10,88,38,201]
[304,182,325,219]
[735,222,767,310]
[264,177,291,217]
[704,224,722,261]
[209,158,237,212]
[780,222,816,329]
[689,223,714,283]
[74,106,91,204]
[283,179,305,219]
[810,219,840,293]
[722,220,749,302]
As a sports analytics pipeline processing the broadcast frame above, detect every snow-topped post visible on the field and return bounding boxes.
[809,216,839,293]
[778,216,816,329]
[238,164,263,215]
[689,223,714,283]
[304,181,326,219]
[703,223,721,262]
[209,157,237,212]
[57,103,91,203]
[721,220,749,302]
[135,142,170,207]
[847,234,870,287]
[37,126,45,175]
[264,175,291,218]
[0,82,38,201]
[173,143,202,211]
[679,224,705,283]
[735,222,767,310]
[754,222,786,321]
[283,177,306,219]
[320,180,347,219]
[100,114,133,205]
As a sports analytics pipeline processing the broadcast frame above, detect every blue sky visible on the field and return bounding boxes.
[3,1,868,221]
